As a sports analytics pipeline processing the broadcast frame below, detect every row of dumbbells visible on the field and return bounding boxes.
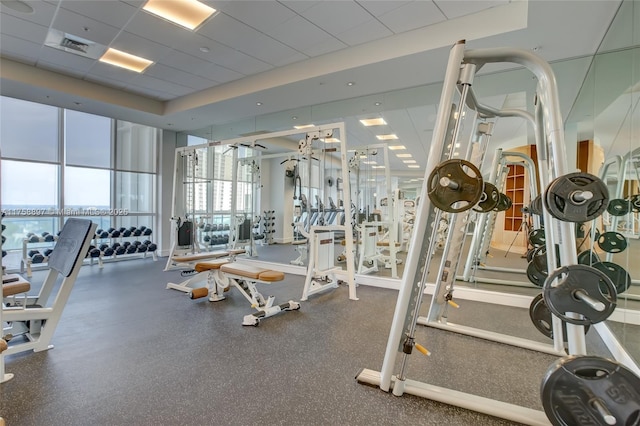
[25,232,57,243]
[95,226,153,239]
[86,240,158,258]
[203,235,229,245]
[199,223,230,232]
[27,249,53,264]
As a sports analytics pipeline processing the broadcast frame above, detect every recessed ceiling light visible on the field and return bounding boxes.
[396,153,412,158]
[363,161,377,165]
[143,0,217,30]
[408,165,420,168]
[347,81,355,86]
[256,102,262,106]
[359,155,368,159]
[453,152,460,156]
[372,165,385,169]
[374,102,382,106]
[376,134,398,140]
[292,116,298,120]
[388,145,406,150]
[403,160,417,164]
[199,46,210,52]
[0,0,34,13]
[360,118,387,127]
[99,48,153,73]
[323,137,341,143]
[294,124,315,130]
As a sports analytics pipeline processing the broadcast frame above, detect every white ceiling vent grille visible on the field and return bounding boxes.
[45,29,106,60]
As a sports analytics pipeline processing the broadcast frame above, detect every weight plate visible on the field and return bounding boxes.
[473,182,500,213]
[526,248,537,263]
[577,250,600,266]
[529,194,543,215]
[592,261,631,295]
[597,231,628,253]
[544,172,609,222]
[427,159,484,213]
[527,260,546,288]
[529,229,546,247]
[494,193,512,212]
[543,264,617,325]
[607,198,631,216]
[529,293,590,341]
[541,355,640,426]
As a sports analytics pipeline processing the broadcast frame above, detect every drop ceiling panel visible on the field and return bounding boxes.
[144,63,218,91]
[84,74,128,90]
[37,59,90,79]
[263,16,336,52]
[218,1,297,33]
[0,14,49,45]
[1,1,57,27]
[58,0,140,29]
[129,74,194,97]
[198,14,304,66]
[299,1,373,35]
[88,62,142,85]
[110,31,174,63]
[0,35,41,64]
[38,49,96,74]
[302,37,348,57]
[277,0,322,15]
[125,10,201,52]
[51,8,120,46]
[377,1,446,34]
[357,1,411,17]
[434,0,509,19]
[336,19,393,46]
[162,51,244,84]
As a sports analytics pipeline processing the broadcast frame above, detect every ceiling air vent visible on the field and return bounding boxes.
[60,37,89,53]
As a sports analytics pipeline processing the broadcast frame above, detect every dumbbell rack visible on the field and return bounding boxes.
[198,223,230,249]
[21,233,58,277]
[91,227,158,267]
[260,210,276,245]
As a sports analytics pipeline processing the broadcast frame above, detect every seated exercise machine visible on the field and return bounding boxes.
[165,249,246,294]
[188,261,300,326]
[2,219,96,383]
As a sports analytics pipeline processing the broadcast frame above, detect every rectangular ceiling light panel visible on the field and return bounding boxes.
[376,134,398,140]
[143,0,217,30]
[360,118,387,126]
[99,48,153,73]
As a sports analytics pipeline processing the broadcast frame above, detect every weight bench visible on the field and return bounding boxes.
[190,262,300,326]
[165,249,246,294]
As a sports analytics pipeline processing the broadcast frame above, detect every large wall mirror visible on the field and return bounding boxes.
[178,0,638,360]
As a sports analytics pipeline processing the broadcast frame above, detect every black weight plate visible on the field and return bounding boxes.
[527,260,546,288]
[531,246,548,276]
[528,229,546,247]
[526,248,537,263]
[597,231,628,253]
[494,193,512,212]
[577,250,600,266]
[529,294,590,341]
[541,355,640,426]
[544,172,609,222]
[592,261,631,295]
[473,182,500,213]
[543,264,617,325]
[427,159,484,213]
[607,198,631,216]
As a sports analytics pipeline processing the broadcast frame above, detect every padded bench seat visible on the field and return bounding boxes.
[220,263,284,282]
[172,249,246,263]
[194,259,229,273]
[2,275,31,297]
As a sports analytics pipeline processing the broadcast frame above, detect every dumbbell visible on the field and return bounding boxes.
[143,228,152,236]
[132,241,142,247]
[122,229,132,237]
[114,245,127,255]
[111,242,121,250]
[44,233,55,242]
[108,228,120,238]
[28,234,41,243]
[96,230,109,238]
[122,241,131,248]
[203,235,211,243]
[89,246,101,258]
[133,229,142,237]
[142,240,152,246]
[2,250,7,258]
[1,235,5,244]
[30,250,45,263]
[147,243,157,252]
[137,244,148,253]
[44,248,54,257]
[99,244,110,252]
[126,244,137,254]
[139,226,146,232]
[208,224,217,232]
[102,247,115,256]
[223,235,229,243]
[223,224,230,231]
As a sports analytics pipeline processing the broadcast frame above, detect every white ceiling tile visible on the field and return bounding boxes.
[111,32,173,63]
[84,74,128,90]
[0,1,57,27]
[219,1,297,33]
[37,59,90,79]
[38,48,96,74]
[0,35,42,64]
[433,0,508,20]
[144,63,219,90]
[336,19,393,46]
[377,1,446,34]
[271,52,308,67]
[51,8,120,46]
[160,49,245,83]
[58,0,140,28]
[124,9,203,50]
[300,1,372,35]
[0,13,49,45]
[129,74,195,97]
[356,1,411,17]
[202,44,273,75]
[263,15,332,51]
[302,37,348,57]
[88,61,141,85]
[198,13,303,66]
[278,0,323,15]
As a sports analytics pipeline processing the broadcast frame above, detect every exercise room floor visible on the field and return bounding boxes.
[2,256,627,425]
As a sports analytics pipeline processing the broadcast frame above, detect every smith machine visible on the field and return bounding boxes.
[356,41,640,426]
